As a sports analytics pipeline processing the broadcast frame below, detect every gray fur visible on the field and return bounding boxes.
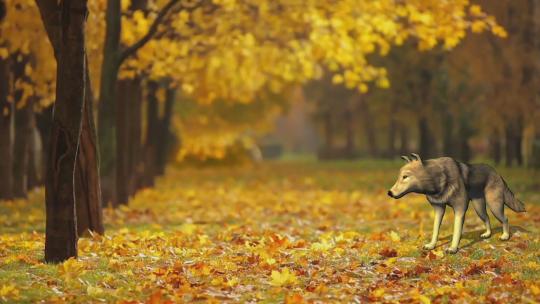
[388,155,525,254]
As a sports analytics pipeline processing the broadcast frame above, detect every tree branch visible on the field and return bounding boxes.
[118,0,212,65]
[118,0,179,64]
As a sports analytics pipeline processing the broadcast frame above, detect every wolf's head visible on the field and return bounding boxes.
[388,153,436,199]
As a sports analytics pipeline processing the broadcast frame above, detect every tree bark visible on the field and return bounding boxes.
[128,78,143,195]
[13,98,33,198]
[344,110,355,157]
[27,120,41,190]
[0,57,13,200]
[156,86,175,175]
[418,117,435,158]
[37,0,88,263]
[75,63,104,236]
[142,81,160,187]
[115,79,130,205]
[490,130,502,165]
[398,124,409,155]
[387,117,396,158]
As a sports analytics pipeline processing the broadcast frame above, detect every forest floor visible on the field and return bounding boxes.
[1,160,540,303]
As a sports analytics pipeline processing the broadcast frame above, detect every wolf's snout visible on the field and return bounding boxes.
[387,190,394,198]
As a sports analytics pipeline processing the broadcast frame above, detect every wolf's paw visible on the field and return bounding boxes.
[480,231,492,239]
[499,233,510,241]
[445,247,459,254]
[423,243,436,250]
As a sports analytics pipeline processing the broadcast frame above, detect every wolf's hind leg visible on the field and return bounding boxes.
[471,198,491,239]
[486,188,510,241]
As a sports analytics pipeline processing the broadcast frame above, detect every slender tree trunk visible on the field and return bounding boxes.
[37,0,88,263]
[13,98,33,198]
[36,106,53,184]
[0,57,13,200]
[27,121,40,190]
[359,99,378,157]
[505,122,516,167]
[344,110,355,157]
[442,114,454,157]
[490,130,502,165]
[129,78,143,195]
[399,124,409,155]
[418,117,435,158]
[75,63,104,236]
[142,81,160,187]
[115,79,130,205]
[323,111,333,150]
[98,0,122,206]
[387,117,396,158]
[156,86,175,175]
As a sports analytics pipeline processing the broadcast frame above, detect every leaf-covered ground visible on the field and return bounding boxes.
[1,160,539,303]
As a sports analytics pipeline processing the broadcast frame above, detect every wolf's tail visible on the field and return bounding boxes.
[502,178,526,213]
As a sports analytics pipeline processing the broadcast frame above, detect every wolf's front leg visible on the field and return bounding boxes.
[423,204,446,250]
[446,210,466,254]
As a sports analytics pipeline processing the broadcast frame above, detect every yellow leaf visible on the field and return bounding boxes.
[270,268,298,287]
[389,231,401,242]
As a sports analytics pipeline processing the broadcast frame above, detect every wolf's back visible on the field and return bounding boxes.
[502,179,526,212]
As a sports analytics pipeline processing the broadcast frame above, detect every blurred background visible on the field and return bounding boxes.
[264,1,540,167]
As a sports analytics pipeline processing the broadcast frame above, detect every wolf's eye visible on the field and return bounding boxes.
[402,175,408,180]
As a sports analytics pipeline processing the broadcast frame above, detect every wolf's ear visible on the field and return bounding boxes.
[401,155,411,162]
[410,153,422,163]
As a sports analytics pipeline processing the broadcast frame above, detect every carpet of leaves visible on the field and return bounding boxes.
[0,160,539,303]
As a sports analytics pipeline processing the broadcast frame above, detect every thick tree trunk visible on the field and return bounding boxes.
[38,0,88,263]
[75,64,104,236]
[0,57,13,200]
[156,86,175,175]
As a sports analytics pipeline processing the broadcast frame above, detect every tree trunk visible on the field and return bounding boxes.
[97,0,122,206]
[37,0,88,263]
[505,123,516,167]
[75,63,104,236]
[399,124,409,155]
[418,117,435,158]
[27,121,40,190]
[115,79,130,206]
[387,117,396,158]
[344,110,355,157]
[36,105,53,184]
[156,86,175,175]
[359,100,378,157]
[129,78,143,195]
[142,81,160,187]
[442,114,454,157]
[13,99,33,198]
[0,57,13,200]
[490,131,502,165]
[323,111,333,150]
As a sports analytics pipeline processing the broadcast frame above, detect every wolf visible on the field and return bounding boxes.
[387,153,525,254]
